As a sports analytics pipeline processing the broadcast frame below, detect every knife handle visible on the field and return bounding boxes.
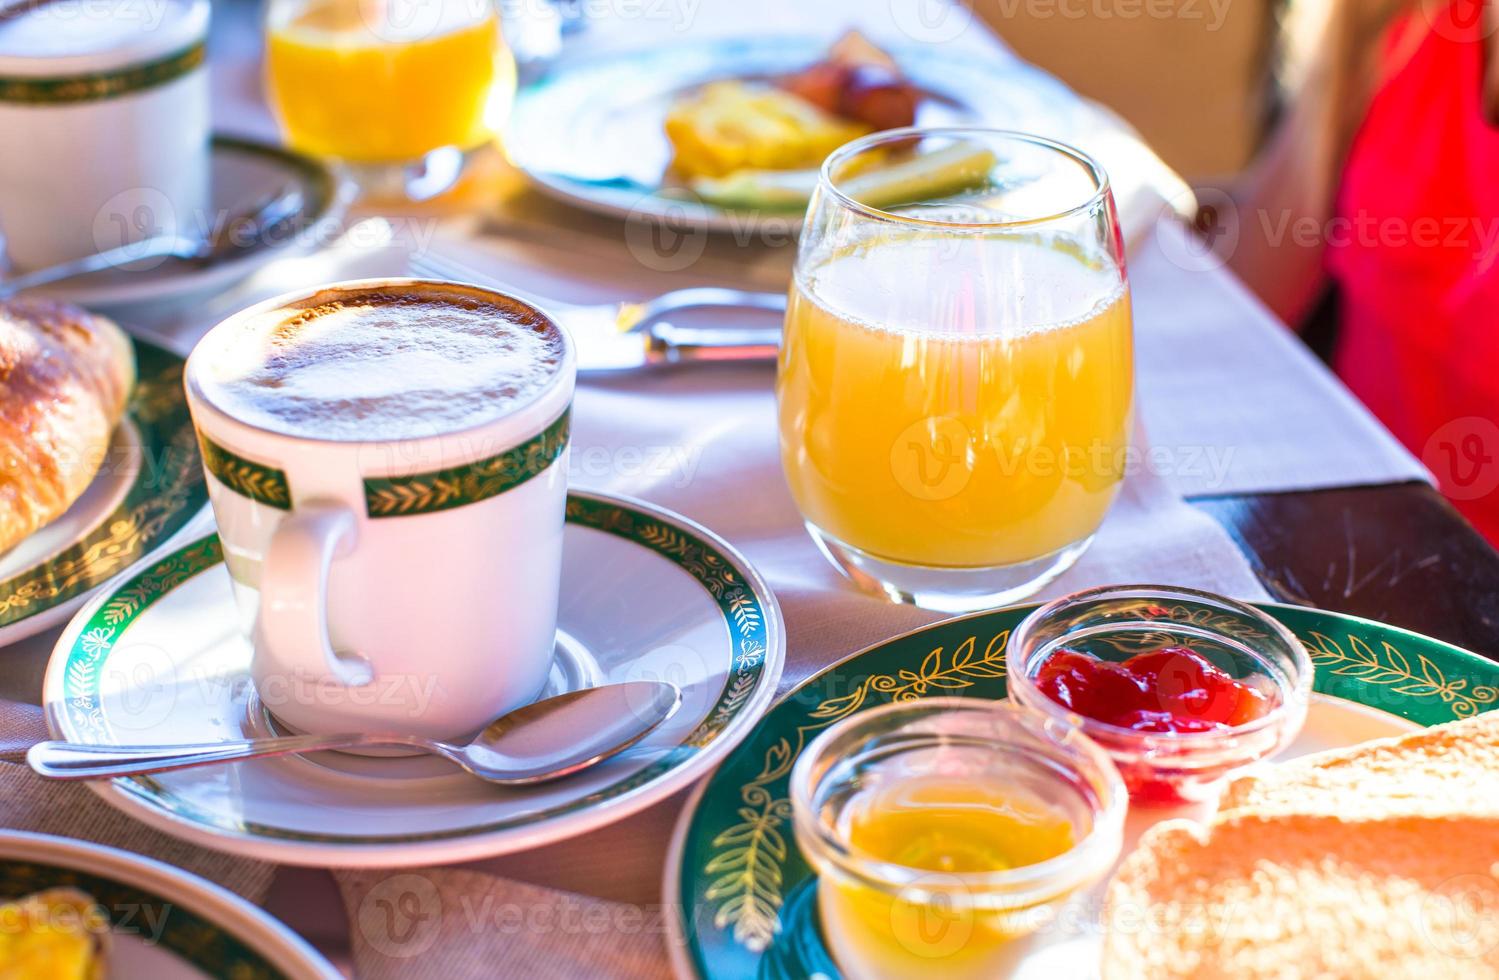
[644,322,782,365]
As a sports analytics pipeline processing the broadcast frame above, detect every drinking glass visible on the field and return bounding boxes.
[263,0,516,199]
[777,128,1134,612]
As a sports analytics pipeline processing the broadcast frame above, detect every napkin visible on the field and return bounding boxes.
[337,868,671,979]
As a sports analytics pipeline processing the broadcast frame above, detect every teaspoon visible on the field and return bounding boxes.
[27,681,681,786]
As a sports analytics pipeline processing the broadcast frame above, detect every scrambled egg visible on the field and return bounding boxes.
[0,889,107,980]
[665,81,871,179]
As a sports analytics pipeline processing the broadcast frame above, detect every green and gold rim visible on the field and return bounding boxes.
[0,856,286,978]
[0,341,207,634]
[669,601,1499,979]
[55,491,777,845]
[0,41,206,105]
[200,408,572,519]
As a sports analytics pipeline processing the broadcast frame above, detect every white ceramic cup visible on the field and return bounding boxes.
[184,279,575,740]
[0,0,211,271]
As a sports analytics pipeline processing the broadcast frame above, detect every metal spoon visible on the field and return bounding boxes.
[27,681,680,786]
[0,186,306,299]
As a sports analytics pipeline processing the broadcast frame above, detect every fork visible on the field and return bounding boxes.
[407,251,785,372]
[0,187,306,299]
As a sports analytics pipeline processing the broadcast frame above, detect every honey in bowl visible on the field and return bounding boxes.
[823,774,1076,977]
[790,700,1126,980]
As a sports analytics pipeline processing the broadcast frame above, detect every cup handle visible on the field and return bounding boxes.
[254,503,370,688]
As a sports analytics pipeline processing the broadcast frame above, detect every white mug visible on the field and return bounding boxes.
[183,279,575,739]
[0,0,211,271]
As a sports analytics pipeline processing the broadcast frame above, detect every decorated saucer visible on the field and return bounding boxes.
[42,490,785,867]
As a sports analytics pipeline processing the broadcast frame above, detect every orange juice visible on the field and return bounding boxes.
[777,230,1133,569]
[821,774,1076,978]
[266,0,512,163]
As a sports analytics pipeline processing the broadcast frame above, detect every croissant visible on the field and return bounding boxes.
[0,299,135,555]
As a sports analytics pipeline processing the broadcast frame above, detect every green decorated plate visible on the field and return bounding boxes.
[664,602,1499,978]
[0,830,336,978]
[0,340,207,647]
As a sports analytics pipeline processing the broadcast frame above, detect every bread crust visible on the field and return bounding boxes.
[0,299,135,555]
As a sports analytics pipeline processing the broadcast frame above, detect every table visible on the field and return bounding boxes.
[14,0,1499,972]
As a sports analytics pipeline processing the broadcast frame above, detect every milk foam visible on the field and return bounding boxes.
[197,286,564,442]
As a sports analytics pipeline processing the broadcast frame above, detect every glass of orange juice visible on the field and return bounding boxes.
[777,128,1134,611]
[790,699,1126,979]
[264,0,516,198]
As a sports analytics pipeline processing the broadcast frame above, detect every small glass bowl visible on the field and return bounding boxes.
[1007,584,1313,805]
[790,698,1125,980]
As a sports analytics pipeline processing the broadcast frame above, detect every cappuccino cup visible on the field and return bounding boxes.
[184,279,574,738]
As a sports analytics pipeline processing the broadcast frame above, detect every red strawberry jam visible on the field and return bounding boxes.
[1035,646,1274,733]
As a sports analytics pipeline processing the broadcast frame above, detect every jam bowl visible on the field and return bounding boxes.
[1007,585,1313,805]
[790,699,1126,980]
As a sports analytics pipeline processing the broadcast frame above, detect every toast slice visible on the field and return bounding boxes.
[1220,710,1499,818]
[1104,812,1499,979]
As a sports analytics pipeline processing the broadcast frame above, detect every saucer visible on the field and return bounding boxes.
[20,135,353,310]
[0,340,208,647]
[42,490,785,868]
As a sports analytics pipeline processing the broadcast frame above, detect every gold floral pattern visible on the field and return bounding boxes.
[0,346,205,629]
[364,409,570,517]
[705,629,1009,950]
[1303,630,1499,718]
[198,436,290,510]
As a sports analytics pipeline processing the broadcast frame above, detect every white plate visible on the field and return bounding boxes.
[43,489,785,867]
[0,341,207,649]
[0,830,337,978]
[23,135,353,311]
[505,37,1091,234]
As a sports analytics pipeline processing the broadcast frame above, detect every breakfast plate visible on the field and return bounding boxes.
[505,37,1093,233]
[664,601,1499,978]
[0,830,337,978]
[21,136,353,311]
[0,339,207,648]
[42,489,785,867]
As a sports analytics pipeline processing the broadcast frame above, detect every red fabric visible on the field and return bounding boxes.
[1329,0,1499,542]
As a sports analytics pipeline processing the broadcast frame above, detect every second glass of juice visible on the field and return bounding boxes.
[778,128,1134,611]
[265,0,515,198]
